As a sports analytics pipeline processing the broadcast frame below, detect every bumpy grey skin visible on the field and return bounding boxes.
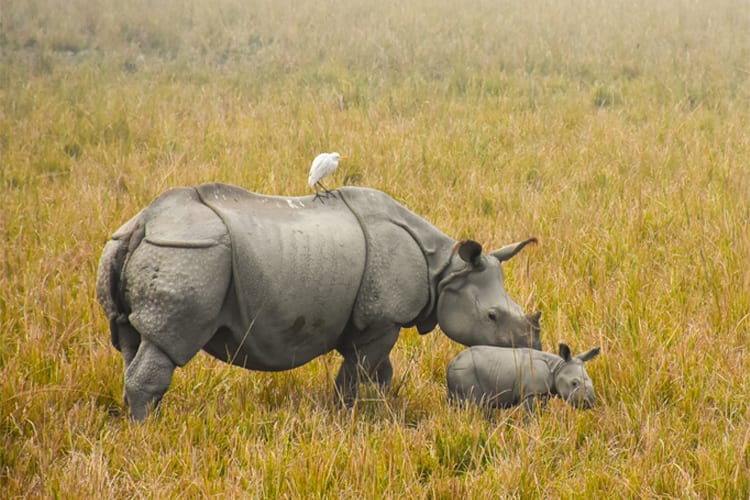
[447,343,601,410]
[96,183,542,420]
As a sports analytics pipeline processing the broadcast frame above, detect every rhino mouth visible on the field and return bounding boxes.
[566,390,595,410]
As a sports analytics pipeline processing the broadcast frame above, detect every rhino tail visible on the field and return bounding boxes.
[106,218,146,351]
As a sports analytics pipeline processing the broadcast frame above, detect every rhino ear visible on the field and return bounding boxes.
[455,240,483,266]
[490,237,538,263]
[559,343,571,361]
[577,347,601,363]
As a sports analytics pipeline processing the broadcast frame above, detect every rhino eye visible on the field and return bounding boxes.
[488,311,498,321]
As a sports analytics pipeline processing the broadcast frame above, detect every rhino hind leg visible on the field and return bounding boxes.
[118,321,141,369]
[116,322,142,407]
[124,340,176,420]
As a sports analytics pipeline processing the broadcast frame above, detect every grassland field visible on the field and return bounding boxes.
[1,0,749,497]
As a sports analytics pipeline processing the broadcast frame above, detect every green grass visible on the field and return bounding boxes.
[2,0,749,497]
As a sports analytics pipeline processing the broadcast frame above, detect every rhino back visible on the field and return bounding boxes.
[468,346,528,407]
[449,346,554,408]
[196,183,366,368]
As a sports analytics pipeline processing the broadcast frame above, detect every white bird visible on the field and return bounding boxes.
[308,152,345,200]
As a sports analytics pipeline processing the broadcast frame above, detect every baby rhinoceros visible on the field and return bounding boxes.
[447,344,601,411]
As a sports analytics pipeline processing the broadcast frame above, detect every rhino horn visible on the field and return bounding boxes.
[526,311,541,330]
[490,237,538,262]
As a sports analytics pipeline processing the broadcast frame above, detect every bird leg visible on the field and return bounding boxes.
[317,181,335,198]
[312,183,326,203]
[312,182,335,203]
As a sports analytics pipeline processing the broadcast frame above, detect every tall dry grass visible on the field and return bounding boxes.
[1,0,748,497]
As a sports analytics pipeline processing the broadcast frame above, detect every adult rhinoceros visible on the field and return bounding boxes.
[96,183,541,419]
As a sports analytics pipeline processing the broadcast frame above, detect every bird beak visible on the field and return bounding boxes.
[340,156,349,161]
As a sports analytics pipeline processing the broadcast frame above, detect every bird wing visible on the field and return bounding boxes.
[309,153,335,186]
[308,153,326,186]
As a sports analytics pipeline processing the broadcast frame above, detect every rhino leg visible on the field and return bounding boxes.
[334,325,399,407]
[124,340,176,420]
[334,359,357,407]
[117,322,141,407]
[521,393,550,413]
[118,321,141,369]
[373,356,393,389]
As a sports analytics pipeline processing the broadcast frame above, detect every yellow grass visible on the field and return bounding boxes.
[1,0,748,497]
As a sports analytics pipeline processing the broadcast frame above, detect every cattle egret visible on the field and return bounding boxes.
[308,152,345,199]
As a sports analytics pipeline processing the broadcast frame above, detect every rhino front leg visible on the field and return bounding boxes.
[373,356,393,389]
[522,393,550,414]
[124,340,176,420]
[334,325,399,407]
[334,358,358,407]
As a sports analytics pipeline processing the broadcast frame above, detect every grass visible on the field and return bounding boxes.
[1,0,749,497]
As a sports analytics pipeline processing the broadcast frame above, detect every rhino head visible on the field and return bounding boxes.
[435,238,542,350]
[554,343,601,409]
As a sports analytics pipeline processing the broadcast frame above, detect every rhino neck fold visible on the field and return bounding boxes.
[331,189,369,328]
[547,355,565,396]
[336,187,456,334]
[392,220,455,333]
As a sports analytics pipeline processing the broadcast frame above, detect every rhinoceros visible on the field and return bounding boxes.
[447,344,600,410]
[96,183,541,419]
